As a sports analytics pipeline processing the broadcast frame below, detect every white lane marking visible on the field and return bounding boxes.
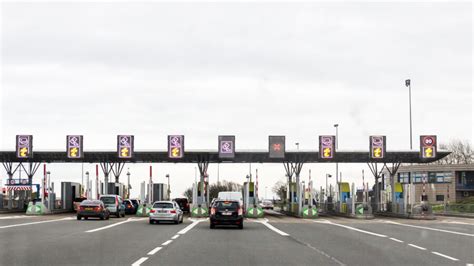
[162,240,172,246]
[85,218,136,233]
[466,263,473,266]
[408,244,427,250]
[0,215,36,220]
[147,247,162,255]
[446,221,473,225]
[385,221,474,237]
[431,252,459,261]
[313,220,387,238]
[389,237,404,243]
[171,234,180,240]
[0,217,74,229]
[131,257,148,266]
[178,220,201,235]
[258,220,289,236]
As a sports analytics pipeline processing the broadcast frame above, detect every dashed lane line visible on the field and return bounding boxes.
[389,238,404,243]
[177,220,202,235]
[162,240,172,246]
[431,252,459,261]
[147,247,162,256]
[171,234,180,240]
[131,257,148,266]
[0,215,36,220]
[385,221,474,237]
[0,217,74,229]
[313,220,387,238]
[85,218,147,233]
[408,244,427,251]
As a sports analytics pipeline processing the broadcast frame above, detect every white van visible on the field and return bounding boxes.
[217,191,243,204]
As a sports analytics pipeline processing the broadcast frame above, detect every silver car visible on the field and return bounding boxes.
[149,201,184,224]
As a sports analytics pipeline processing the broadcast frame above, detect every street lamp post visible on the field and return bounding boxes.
[85,171,90,199]
[265,186,268,200]
[405,79,413,150]
[127,170,131,199]
[166,174,170,200]
[46,171,51,210]
[334,124,339,203]
[325,174,332,200]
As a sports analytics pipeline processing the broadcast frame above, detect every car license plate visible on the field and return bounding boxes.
[222,212,232,216]
[85,208,93,211]
[158,210,167,213]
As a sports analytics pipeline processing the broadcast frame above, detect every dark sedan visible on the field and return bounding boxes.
[123,199,136,215]
[77,200,110,220]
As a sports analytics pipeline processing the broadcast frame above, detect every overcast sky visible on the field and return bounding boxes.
[0,2,472,199]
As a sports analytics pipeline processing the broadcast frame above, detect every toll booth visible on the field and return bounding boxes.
[191,181,209,217]
[337,182,350,214]
[101,182,126,199]
[151,183,169,202]
[243,181,263,218]
[288,182,298,214]
[392,182,404,214]
[61,182,81,211]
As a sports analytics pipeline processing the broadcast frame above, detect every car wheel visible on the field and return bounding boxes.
[100,214,104,220]
[121,212,125,218]
[180,215,184,223]
[149,219,153,224]
[210,224,215,229]
[238,224,243,229]
[106,214,110,220]
[116,212,120,218]
[76,215,81,220]
[84,217,88,220]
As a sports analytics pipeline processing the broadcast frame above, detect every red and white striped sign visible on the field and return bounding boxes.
[2,186,32,192]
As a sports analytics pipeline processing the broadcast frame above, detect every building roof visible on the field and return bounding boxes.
[396,164,474,172]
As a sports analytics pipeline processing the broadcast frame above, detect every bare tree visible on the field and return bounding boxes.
[272,180,287,201]
[436,140,473,165]
[183,187,193,202]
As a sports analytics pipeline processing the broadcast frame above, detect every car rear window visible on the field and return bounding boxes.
[81,200,99,205]
[100,197,115,204]
[130,200,138,204]
[216,201,239,210]
[153,202,174,209]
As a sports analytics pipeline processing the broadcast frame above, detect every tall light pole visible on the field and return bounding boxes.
[265,186,268,200]
[46,171,51,210]
[85,171,90,199]
[127,170,131,199]
[325,174,332,199]
[405,79,413,150]
[166,174,170,199]
[334,123,339,186]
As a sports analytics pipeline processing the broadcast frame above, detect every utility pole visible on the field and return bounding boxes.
[405,79,413,150]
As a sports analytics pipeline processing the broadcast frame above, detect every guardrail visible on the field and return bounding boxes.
[431,203,474,214]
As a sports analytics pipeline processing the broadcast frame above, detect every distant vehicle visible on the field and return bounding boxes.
[210,200,244,229]
[77,200,110,220]
[99,195,125,218]
[130,199,140,210]
[260,200,274,210]
[149,201,184,224]
[123,199,136,214]
[173,198,190,213]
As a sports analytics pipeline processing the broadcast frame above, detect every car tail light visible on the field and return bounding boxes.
[169,210,177,214]
[79,206,84,211]
[127,205,132,208]
[238,207,243,216]
[150,209,155,213]
[211,207,216,215]
[94,206,102,212]
[186,203,189,208]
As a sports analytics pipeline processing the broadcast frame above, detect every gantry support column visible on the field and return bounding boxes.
[283,161,304,216]
[2,162,21,209]
[100,162,114,195]
[384,162,402,213]
[20,162,41,204]
[367,162,385,212]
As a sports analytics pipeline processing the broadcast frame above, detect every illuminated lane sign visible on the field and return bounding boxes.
[168,135,184,159]
[117,135,134,158]
[16,135,33,159]
[67,135,83,159]
[219,135,235,159]
[420,135,437,159]
[269,136,285,158]
[319,135,335,159]
[370,136,386,159]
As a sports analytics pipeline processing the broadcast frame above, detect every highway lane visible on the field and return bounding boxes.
[0,212,472,266]
[0,214,191,266]
[139,218,343,266]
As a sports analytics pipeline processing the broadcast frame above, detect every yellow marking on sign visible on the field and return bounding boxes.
[323,148,331,158]
[20,147,28,157]
[425,147,433,158]
[171,147,180,157]
[70,147,78,157]
[121,147,129,157]
[374,148,382,157]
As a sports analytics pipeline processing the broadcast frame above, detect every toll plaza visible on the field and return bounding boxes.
[0,134,448,220]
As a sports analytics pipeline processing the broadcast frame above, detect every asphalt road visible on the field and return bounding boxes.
[0,212,472,266]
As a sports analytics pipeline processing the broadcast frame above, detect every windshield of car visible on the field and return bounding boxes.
[216,201,239,210]
[100,197,115,204]
[153,202,174,209]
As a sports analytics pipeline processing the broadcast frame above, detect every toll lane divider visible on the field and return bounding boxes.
[0,217,74,229]
[86,218,147,233]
